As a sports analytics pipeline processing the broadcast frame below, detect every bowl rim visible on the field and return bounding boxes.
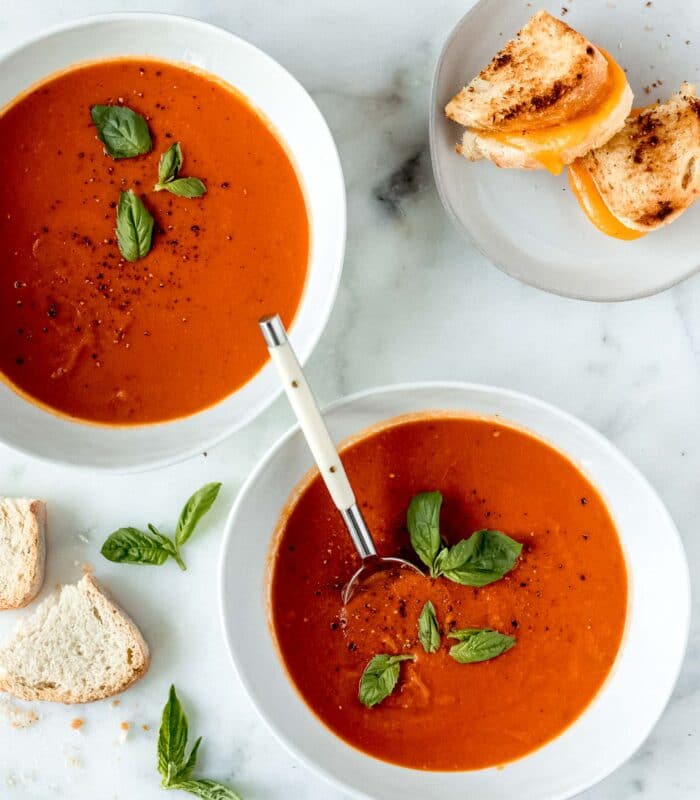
[218,379,691,799]
[0,11,346,472]
[428,0,700,303]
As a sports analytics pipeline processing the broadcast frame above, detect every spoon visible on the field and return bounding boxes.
[259,314,422,604]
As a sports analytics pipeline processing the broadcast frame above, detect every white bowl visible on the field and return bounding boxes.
[0,13,345,471]
[219,382,690,800]
[430,0,700,301]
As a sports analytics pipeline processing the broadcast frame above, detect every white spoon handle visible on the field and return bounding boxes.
[260,315,355,510]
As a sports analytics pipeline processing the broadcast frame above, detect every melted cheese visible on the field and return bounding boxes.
[482,49,629,175]
[568,159,645,241]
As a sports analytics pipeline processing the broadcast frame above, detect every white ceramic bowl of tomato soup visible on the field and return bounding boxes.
[219,382,690,800]
[0,13,345,471]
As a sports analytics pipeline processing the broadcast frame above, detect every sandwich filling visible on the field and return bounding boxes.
[479,49,629,175]
[568,159,645,240]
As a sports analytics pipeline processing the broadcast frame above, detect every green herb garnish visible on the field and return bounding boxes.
[417,601,440,654]
[91,104,152,159]
[158,685,241,799]
[407,491,443,575]
[154,142,207,198]
[101,482,222,571]
[116,189,154,262]
[447,628,515,664]
[407,491,522,586]
[358,654,415,708]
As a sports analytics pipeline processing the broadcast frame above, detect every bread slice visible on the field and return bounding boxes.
[446,10,610,133]
[0,499,46,610]
[578,84,700,230]
[0,574,149,703]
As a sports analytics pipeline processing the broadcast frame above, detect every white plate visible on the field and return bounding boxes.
[219,382,689,800]
[430,0,700,301]
[0,13,345,471]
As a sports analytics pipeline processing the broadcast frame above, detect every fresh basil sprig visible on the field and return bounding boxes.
[116,189,154,262]
[155,142,207,198]
[101,482,222,571]
[407,492,522,586]
[359,654,415,708]
[418,601,440,654]
[158,686,241,799]
[448,628,515,664]
[91,104,152,159]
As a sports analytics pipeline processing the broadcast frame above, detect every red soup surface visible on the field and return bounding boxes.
[0,58,308,424]
[271,414,628,771]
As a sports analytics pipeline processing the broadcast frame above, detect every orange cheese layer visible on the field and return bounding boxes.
[480,49,629,175]
[568,159,645,241]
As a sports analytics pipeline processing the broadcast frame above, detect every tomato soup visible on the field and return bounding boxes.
[270,414,627,771]
[0,58,308,424]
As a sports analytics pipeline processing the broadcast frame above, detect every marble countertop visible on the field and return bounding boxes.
[1,1,698,798]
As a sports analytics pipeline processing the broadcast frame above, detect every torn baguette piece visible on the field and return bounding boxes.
[0,499,46,610]
[446,10,633,173]
[0,574,149,703]
[572,83,700,233]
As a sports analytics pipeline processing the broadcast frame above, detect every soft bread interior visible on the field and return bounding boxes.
[0,574,149,703]
[0,499,46,610]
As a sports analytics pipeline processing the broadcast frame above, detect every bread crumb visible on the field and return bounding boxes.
[111,699,121,707]
[142,724,151,731]
[0,699,39,729]
[118,720,130,744]
[65,755,82,769]
[81,562,94,574]
[70,718,84,730]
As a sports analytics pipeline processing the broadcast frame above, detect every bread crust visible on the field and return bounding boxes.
[0,499,46,611]
[0,574,150,703]
[580,83,700,230]
[446,10,610,132]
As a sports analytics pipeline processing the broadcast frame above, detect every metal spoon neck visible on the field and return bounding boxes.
[339,503,377,560]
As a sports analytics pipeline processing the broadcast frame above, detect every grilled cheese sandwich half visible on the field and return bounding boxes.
[570,84,700,237]
[446,10,633,175]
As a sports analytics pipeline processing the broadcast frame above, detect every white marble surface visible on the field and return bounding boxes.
[1,1,699,798]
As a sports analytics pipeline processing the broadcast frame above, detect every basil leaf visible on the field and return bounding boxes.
[358,654,415,708]
[90,104,152,159]
[175,482,222,547]
[158,685,189,784]
[448,628,515,664]
[169,779,241,800]
[101,527,169,565]
[158,686,241,798]
[155,177,207,198]
[174,736,202,782]
[440,530,522,587]
[417,601,440,654]
[407,491,443,574]
[116,190,154,262]
[158,142,183,184]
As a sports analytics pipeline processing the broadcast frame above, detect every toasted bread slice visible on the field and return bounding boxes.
[0,574,149,703]
[579,84,700,231]
[0,499,46,610]
[446,10,610,133]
